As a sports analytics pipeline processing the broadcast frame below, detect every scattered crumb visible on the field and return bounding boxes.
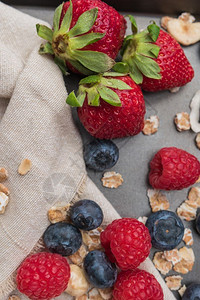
[174,112,190,132]
[165,275,183,291]
[183,228,194,246]
[177,202,197,221]
[65,264,89,297]
[69,245,88,266]
[163,249,182,265]
[153,252,173,275]
[48,204,70,224]
[178,285,187,297]
[0,192,9,214]
[195,133,200,149]
[101,171,123,189]
[142,116,159,135]
[98,288,113,300]
[169,87,180,93]
[147,189,169,212]
[0,183,10,196]
[190,90,200,133]
[18,159,32,175]
[187,187,200,208]
[179,12,195,23]
[8,296,21,300]
[196,176,200,183]
[173,247,195,274]
[0,168,8,182]
[179,246,195,262]
[82,227,104,252]
[138,216,148,225]
[75,295,88,300]
[88,288,103,300]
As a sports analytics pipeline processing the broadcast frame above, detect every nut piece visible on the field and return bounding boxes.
[0,192,9,214]
[101,171,123,189]
[178,285,187,297]
[18,159,32,175]
[174,112,190,132]
[165,275,183,291]
[0,168,8,182]
[147,189,169,212]
[153,252,172,275]
[138,216,148,225]
[183,228,193,246]
[195,133,200,149]
[65,264,89,297]
[48,204,70,224]
[177,202,197,221]
[82,227,103,251]
[161,13,200,45]
[69,245,88,266]
[88,288,103,300]
[0,183,10,196]
[142,116,159,135]
[8,296,21,300]
[163,249,182,265]
[173,247,195,274]
[98,288,113,300]
[190,90,200,133]
[187,187,200,208]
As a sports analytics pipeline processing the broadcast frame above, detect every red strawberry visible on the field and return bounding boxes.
[120,17,194,91]
[66,73,146,139]
[149,147,200,190]
[36,0,126,75]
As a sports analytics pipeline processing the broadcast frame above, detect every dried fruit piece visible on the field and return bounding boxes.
[153,252,172,275]
[173,247,195,274]
[196,133,200,149]
[101,171,123,189]
[178,285,187,297]
[174,112,190,132]
[69,245,88,266]
[88,288,103,300]
[82,227,104,251]
[98,288,113,300]
[183,228,193,246]
[163,249,182,265]
[0,183,10,196]
[0,192,9,214]
[0,167,8,182]
[8,296,21,300]
[177,202,197,221]
[65,264,89,297]
[142,116,159,135]
[147,189,169,212]
[165,275,183,290]
[190,90,200,133]
[48,204,70,224]
[18,159,32,175]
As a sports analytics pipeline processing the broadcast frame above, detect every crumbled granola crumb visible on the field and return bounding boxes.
[8,296,21,300]
[153,252,172,275]
[178,285,187,297]
[195,133,200,149]
[183,228,194,246]
[18,159,32,175]
[177,202,197,221]
[187,187,200,208]
[0,183,10,195]
[163,249,181,265]
[147,189,169,212]
[174,112,190,132]
[75,295,88,300]
[82,228,104,252]
[65,264,89,297]
[48,204,70,224]
[69,245,88,266]
[169,87,180,93]
[98,288,113,300]
[138,216,148,225]
[173,247,195,274]
[142,116,159,135]
[101,171,123,189]
[196,176,200,183]
[0,192,9,214]
[88,288,103,300]
[0,168,8,182]
[165,275,183,290]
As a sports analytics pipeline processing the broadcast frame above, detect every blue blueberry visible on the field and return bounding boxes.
[83,139,119,172]
[84,250,117,288]
[146,210,184,250]
[43,222,82,256]
[196,212,200,234]
[70,199,103,231]
[182,283,200,300]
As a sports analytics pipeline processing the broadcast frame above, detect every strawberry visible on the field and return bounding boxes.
[66,73,146,139]
[118,16,194,91]
[36,0,126,75]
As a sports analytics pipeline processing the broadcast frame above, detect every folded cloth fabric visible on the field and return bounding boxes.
[0,2,176,299]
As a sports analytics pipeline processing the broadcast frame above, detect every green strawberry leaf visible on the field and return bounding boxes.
[54,56,68,75]
[68,8,98,37]
[134,53,161,79]
[53,3,63,32]
[68,59,94,75]
[103,72,127,77]
[72,50,115,73]
[39,42,54,55]
[147,22,160,42]
[66,91,86,107]
[59,0,73,33]
[87,87,100,106]
[127,15,138,34]
[97,86,121,106]
[70,32,105,50]
[129,60,143,84]
[120,34,134,56]
[101,78,132,90]
[136,43,160,58]
[36,24,53,42]
[80,75,101,85]
[112,62,130,74]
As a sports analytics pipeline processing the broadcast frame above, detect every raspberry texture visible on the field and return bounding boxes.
[100,218,151,270]
[149,147,200,190]
[16,252,70,300]
[141,30,194,91]
[78,76,146,139]
[112,269,164,300]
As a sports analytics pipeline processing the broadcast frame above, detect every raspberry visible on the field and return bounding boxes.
[149,147,200,190]
[16,252,70,300]
[112,269,164,300]
[100,218,151,270]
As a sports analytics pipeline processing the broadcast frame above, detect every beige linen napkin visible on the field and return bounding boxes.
[0,3,176,299]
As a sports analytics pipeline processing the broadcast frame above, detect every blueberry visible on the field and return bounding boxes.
[196,212,200,234]
[182,283,200,300]
[83,139,119,172]
[84,250,117,288]
[70,199,103,231]
[43,222,82,256]
[146,210,184,250]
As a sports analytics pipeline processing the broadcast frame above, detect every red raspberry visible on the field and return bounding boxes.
[149,147,200,190]
[112,269,164,300]
[100,218,151,270]
[16,252,70,300]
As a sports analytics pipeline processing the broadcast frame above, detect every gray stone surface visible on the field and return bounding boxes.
[14,5,200,299]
